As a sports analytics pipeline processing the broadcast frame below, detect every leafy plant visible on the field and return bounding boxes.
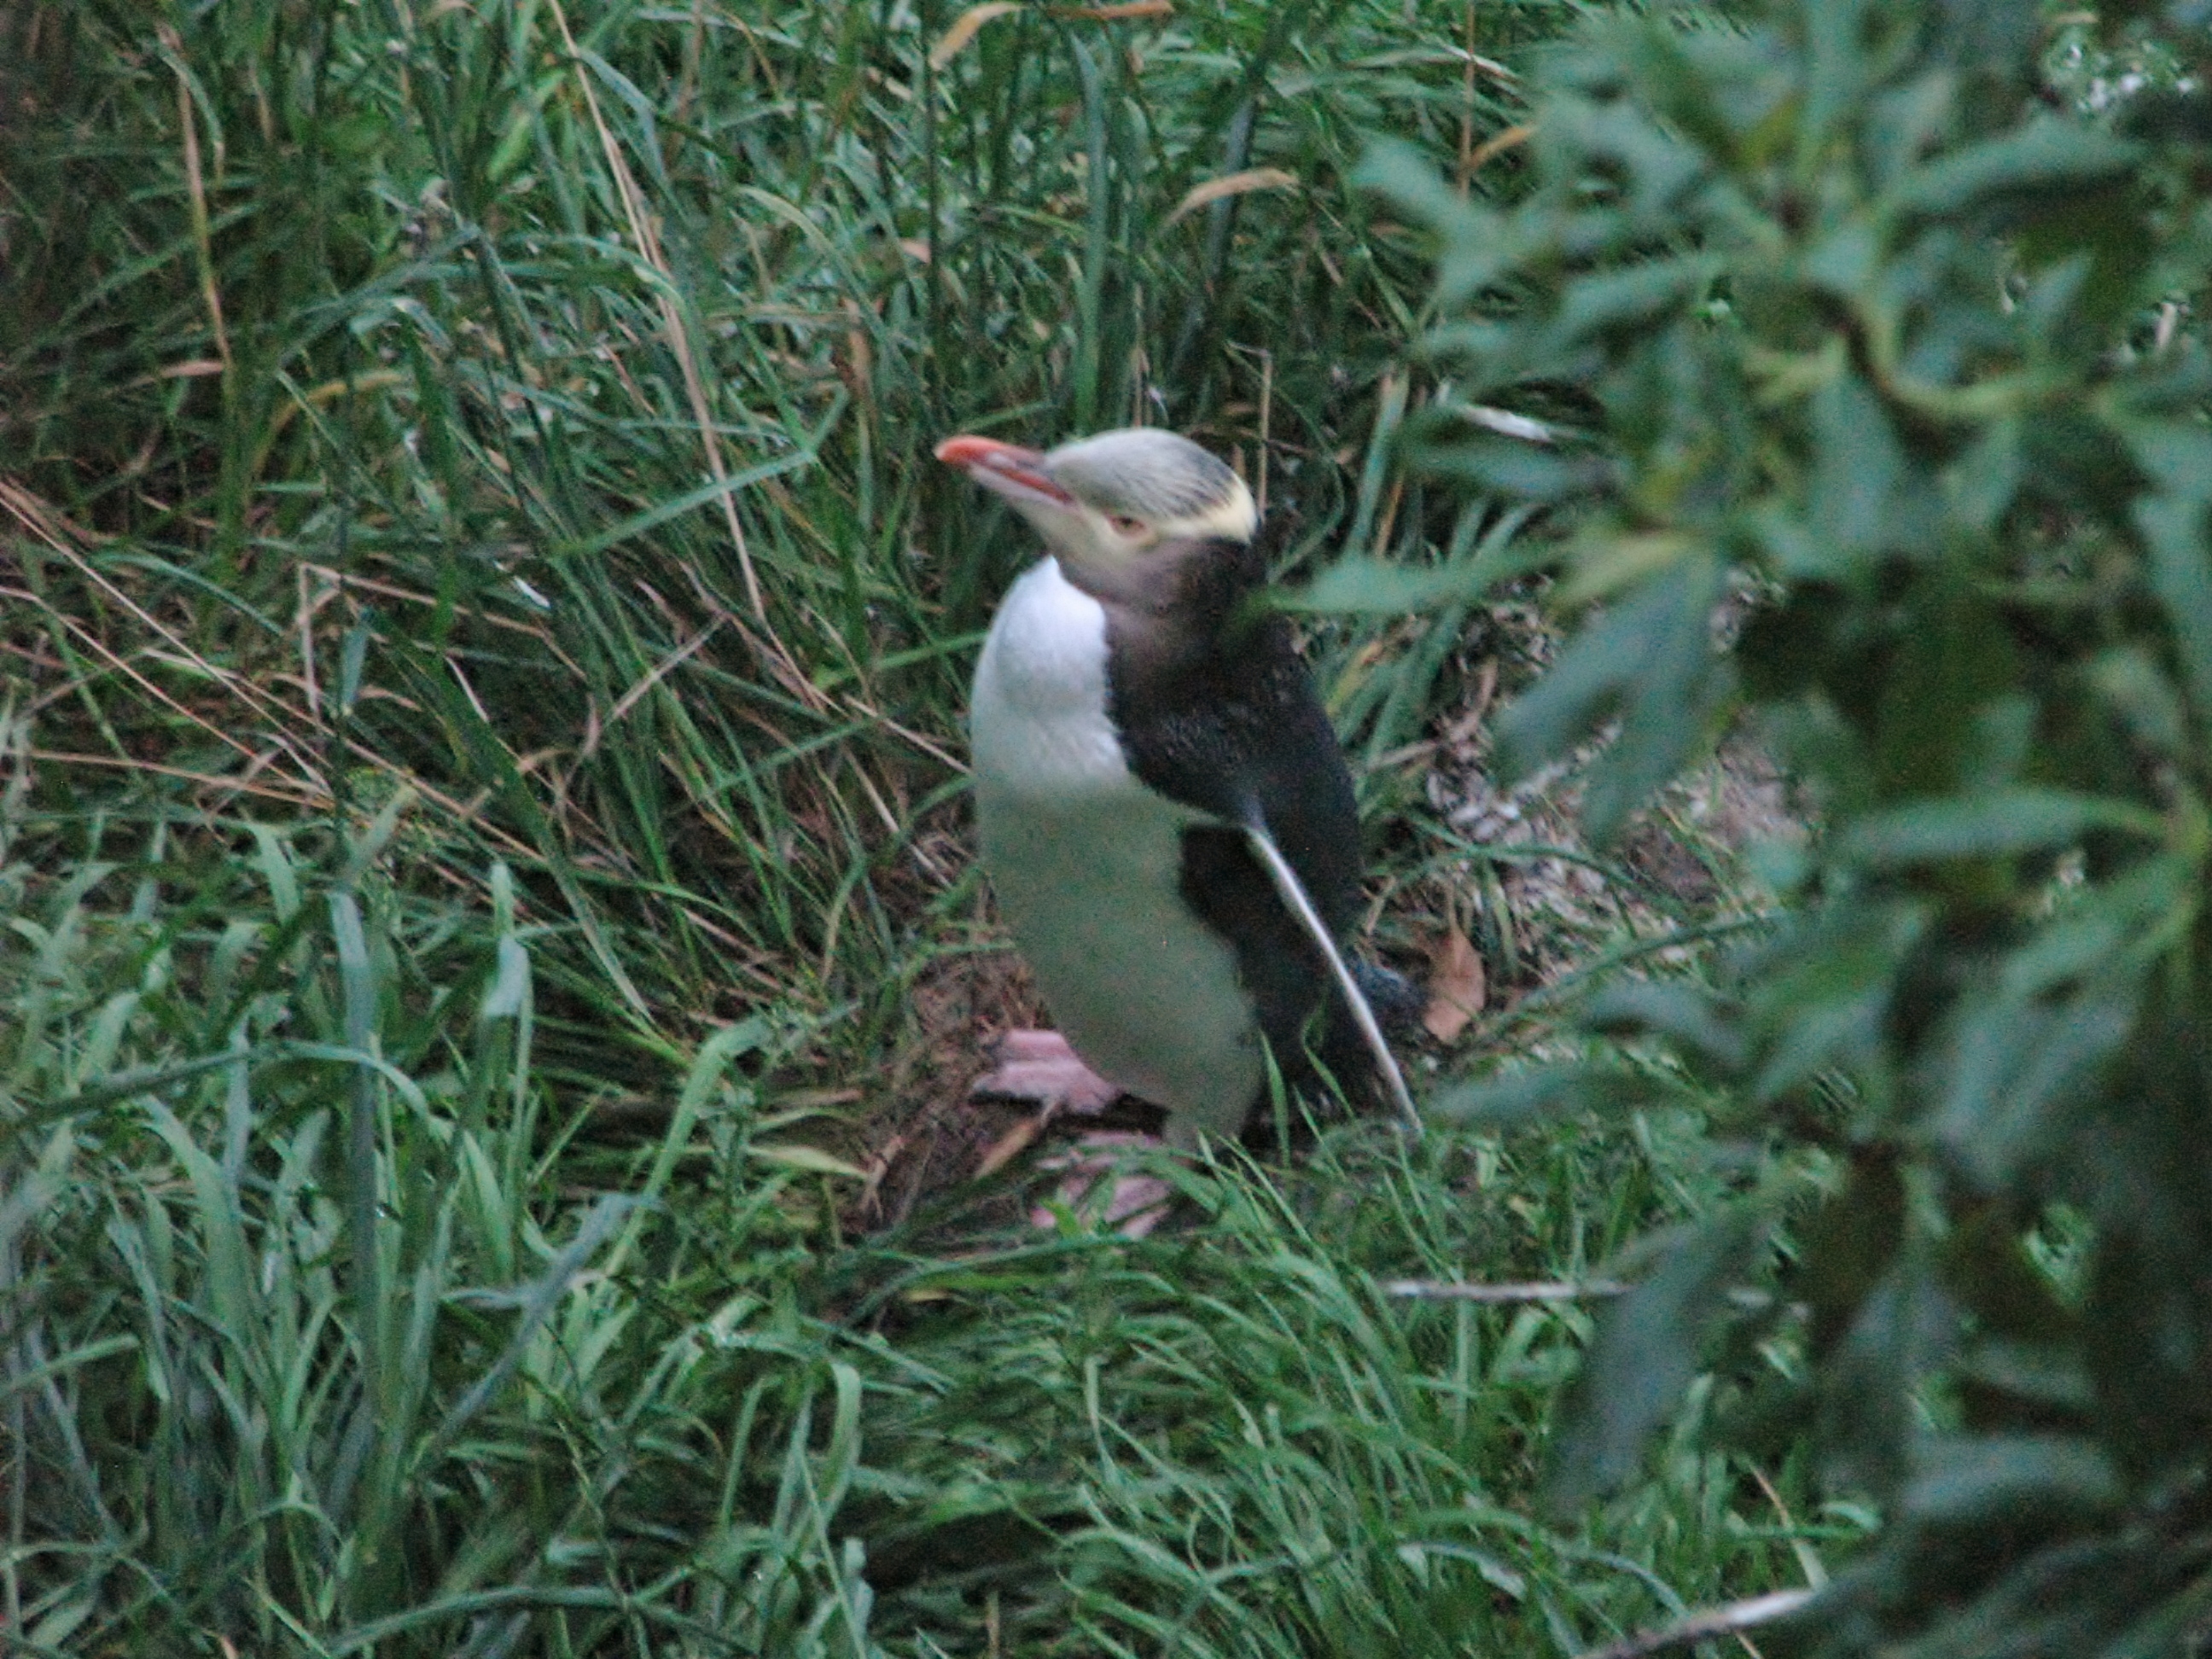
[1370,0,2212,1647]
[1,1,1837,1654]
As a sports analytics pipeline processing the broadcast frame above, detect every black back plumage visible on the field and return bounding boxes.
[1094,533,1374,1112]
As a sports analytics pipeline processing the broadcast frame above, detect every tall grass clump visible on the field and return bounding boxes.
[1,0,1557,1050]
[0,0,1834,1653]
[0,764,886,1652]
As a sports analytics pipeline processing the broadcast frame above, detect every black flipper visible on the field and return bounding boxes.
[1240,821,1420,1134]
[1097,533,1415,1132]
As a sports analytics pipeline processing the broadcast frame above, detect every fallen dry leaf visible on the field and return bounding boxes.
[1423,923,1486,1044]
[1467,122,1535,172]
[1050,1,1174,19]
[857,1131,910,1221]
[1164,166,1298,226]
[750,1142,868,1179]
[930,3,1172,76]
[928,2,1020,68]
[975,1113,1046,1179]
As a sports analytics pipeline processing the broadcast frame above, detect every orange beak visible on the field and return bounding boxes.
[934,434,1078,511]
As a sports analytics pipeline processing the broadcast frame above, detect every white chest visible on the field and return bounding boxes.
[969,561,1260,1142]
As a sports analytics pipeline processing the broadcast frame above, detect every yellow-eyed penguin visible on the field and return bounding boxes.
[936,427,1418,1178]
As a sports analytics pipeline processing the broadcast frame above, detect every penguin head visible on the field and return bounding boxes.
[935,428,1256,594]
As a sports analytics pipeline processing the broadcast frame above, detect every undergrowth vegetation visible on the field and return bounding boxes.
[1374,0,2212,1650]
[0,1,1825,1654]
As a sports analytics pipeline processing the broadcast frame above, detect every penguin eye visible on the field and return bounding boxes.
[1105,513,1145,538]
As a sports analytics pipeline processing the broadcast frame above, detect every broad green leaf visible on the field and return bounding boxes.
[1548,95,1708,226]
[2087,647,2191,760]
[1546,1208,1767,1509]
[1503,557,1732,844]
[1901,1434,2118,1525]
[2133,493,2212,728]
[1747,900,1927,1103]
[1582,981,1746,1069]
[1552,258,1713,346]
[1423,1062,1659,1130]
[1890,119,2138,218]
[1794,1152,1906,1355]
[1353,137,1484,239]
[1954,1337,2093,1418]
[1837,790,2163,868]
[1808,374,1906,563]
[1499,568,1717,784]
[1415,437,1613,503]
[1941,418,2023,534]
[1819,1266,1950,1500]
[1997,859,2192,1000]
[1612,20,1747,160]
[1280,556,1511,616]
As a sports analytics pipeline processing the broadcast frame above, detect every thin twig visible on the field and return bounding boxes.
[589,614,725,754]
[1575,1589,1814,1659]
[296,562,562,640]
[839,691,969,775]
[28,748,323,807]
[1,488,306,739]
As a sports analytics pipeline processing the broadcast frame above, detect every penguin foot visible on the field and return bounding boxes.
[971,1029,1123,1115]
[1031,1132,1174,1237]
